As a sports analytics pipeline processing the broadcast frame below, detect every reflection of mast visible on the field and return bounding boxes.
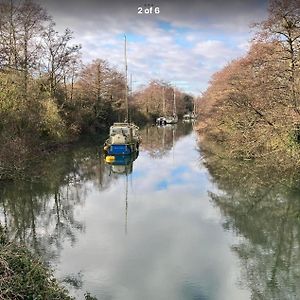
[99,152,104,187]
[172,125,175,161]
[125,173,128,235]
[146,126,149,144]
[162,125,165,149]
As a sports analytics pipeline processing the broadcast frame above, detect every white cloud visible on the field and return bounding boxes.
[193,40,238,60]
[35,0,267,94]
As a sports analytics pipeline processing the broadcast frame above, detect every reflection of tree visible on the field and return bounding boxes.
[200,137,300,299]
[140,123,193,158]
[0,142,115,264]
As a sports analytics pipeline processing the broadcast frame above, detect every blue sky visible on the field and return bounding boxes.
[38,0,268,95]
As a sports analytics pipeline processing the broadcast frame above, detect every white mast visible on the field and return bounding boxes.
[163,86,166,116]
[173,88,176,115]
[124,34,128,122]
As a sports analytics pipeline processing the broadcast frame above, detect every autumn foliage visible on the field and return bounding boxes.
[132,80,194,122]
[0,0,128,178]
[198,0,300,163]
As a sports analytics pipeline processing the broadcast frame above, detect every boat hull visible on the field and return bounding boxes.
[105,143,139,155]
[156,117,167,125]
[165,117,178,124]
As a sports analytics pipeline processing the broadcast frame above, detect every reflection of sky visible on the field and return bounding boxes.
[55,130,250,300]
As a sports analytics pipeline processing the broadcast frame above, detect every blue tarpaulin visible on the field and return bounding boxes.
[107,144,131,155]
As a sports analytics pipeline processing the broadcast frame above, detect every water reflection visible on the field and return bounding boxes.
[200,139,300,299]
[0,145,108,263]
[0,123,255,299]
[104,151,140,235]
[140,123,193,158]
[105,152,139,175]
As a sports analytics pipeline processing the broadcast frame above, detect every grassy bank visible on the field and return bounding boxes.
[0,225,73,299]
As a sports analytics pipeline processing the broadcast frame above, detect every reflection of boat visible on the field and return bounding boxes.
[103,35,141,156]
[165,89,178,124]
[105,151,139,175]
[183,113,191,121]
[104,152,138,235]
[138,123,193,158]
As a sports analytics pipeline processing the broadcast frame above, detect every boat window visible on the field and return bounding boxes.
[110,127,130,135]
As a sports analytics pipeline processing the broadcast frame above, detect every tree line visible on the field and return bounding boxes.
[132,80,194,121]
[197,0,300,165]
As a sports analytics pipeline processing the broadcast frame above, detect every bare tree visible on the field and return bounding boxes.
[41,21,81,98]
[257,0,300,114]
[17,0,49,96]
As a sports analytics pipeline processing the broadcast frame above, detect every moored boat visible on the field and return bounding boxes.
[165,114,178,124]
[156,116,167,125]
[183,112,197,121]
[103,35,140,156]
[104,122,141,155]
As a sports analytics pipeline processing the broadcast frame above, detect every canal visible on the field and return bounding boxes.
[1,122,299,299]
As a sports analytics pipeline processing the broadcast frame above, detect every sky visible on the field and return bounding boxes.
[37,0,269,95]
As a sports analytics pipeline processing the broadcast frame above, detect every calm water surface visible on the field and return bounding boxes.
[1,123,299,300]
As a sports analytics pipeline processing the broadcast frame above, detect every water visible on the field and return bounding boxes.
[0,123,299,300]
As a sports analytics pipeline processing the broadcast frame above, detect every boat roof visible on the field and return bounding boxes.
[111,122,139,129]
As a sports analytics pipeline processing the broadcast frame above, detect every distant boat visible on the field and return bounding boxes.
[183,99,197,121]
[183,112,192,121]
[104,35,141,156]
[183,112,196,121]
[165,114,178,124]
[165,88,178,124]
[156,116,167,126]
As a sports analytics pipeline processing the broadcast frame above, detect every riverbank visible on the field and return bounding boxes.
[0,132,93,181]
[0,224,73,299]
[0,224,101,299]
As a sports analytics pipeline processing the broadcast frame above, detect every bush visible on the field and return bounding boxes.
[39,98,67,141]
[0,225,73,300]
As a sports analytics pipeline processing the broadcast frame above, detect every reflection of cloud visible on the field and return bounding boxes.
[36,0,268,94]
[55,129,250,299]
